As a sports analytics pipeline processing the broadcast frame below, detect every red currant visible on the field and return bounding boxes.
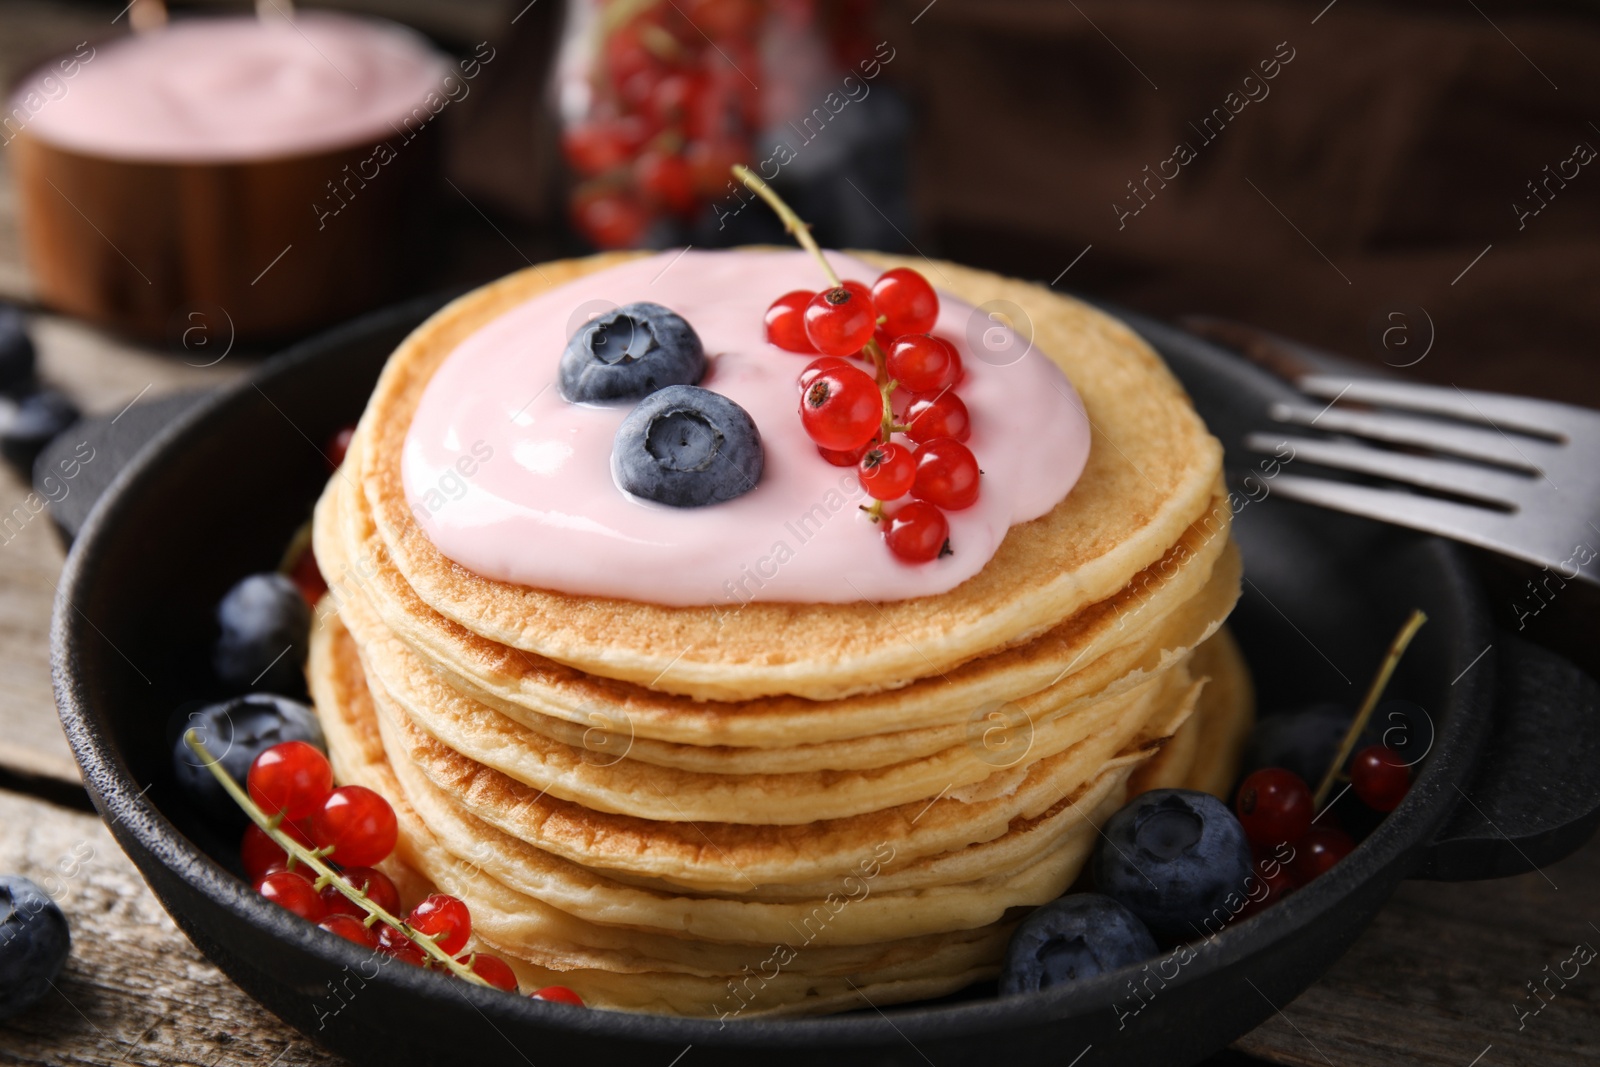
[886,335,961,394]
[319,914,380,949]
[571,189,650,250]
[912,439,981,510]
[884,501,950,563]
[803,285,876,356]
[240,820,315,884]
[818,444,868,467]
[248,741,332,821]
[311,785,398,868]
[1234,768,1315,849]
[1288,826,1355,883]
[462,953,519,992]
[857,442,916,500]
[288,547,327,606]
[256,870,325,923]
[687,0,761,37]
[686,138,747,196]
[635,150,697,214]
[1349,745,1410,812]
[646,71,707,128]
[531,986,585,1007]
[797,356,852,391]
[319,867,400,920]
[799,364,882,451]
[904,391,971,444]
[376,922,426,966]
[767,291,818,353]
[326,426,355,470]
[871,268,940,336]
[561,117,645,176]
[408,894,472,956]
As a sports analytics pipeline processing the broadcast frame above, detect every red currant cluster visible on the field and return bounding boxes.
[767,265,980,563]
[1232,744,1410,911]
[239,740,582,1006]
[561,0,765,249]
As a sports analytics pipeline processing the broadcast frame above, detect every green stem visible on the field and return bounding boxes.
[1312,609,1428,808]
[731,165,842,288]
[183,730,489,986]
[732,164,899,465]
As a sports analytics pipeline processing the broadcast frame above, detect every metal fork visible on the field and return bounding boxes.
[1243,376,1600,587]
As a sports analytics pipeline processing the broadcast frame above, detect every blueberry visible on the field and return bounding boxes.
[1000,893,1158,995]
[0,387,79,471]
[0,305,36,396]
[170,694,324,812]
[612,385,763,507]
[1092,789,1254,943]
[559,302,705,402]
[1243,702,1348,784]
[0,876,70,1021]
[213,573,311,695]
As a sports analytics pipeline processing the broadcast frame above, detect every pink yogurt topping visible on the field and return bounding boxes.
[401,250,1091,607]
[12,14,448,162]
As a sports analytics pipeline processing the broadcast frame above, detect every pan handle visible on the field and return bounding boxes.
[1412,634,1600,881]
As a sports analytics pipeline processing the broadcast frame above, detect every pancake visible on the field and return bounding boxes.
[349,250,1225,700]
[312,601,1253,1015]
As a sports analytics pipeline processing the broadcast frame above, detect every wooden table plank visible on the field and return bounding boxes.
[0,788,345,1067]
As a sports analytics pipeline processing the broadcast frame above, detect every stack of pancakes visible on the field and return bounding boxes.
[307,252,1251,1018]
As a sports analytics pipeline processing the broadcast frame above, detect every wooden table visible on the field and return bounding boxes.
[0,4,1597,1065]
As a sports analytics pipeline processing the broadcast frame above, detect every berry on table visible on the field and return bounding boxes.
[255,870,325,923]
[0,388,79,470]
[911,439,981,510]
[531,986,585,1006]
[765,291,817,353]
[1234,768,1314,849]
[886,335,961,394]
[904,391,971,444]
[999,893,1157,995]
[871,268,940,336]
[1288,826,1355,883]
[1349,745,1410,812]
[0,876,71,1022]
[798,363,882,451]
[803,285,876,356]
[857,442,916,501]
[247,741,332,821]
[883,501,949,563]
[408,894,472,956]
[311,786,398,868]
[319,914,380,949]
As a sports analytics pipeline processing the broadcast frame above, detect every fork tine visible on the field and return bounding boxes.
[1244,433,1533,507]
[1298,376,1567,439]
[1263,474,1545,565]
[1271,402,1548,473]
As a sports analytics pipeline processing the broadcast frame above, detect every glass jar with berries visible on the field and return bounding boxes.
[552,0,910,250]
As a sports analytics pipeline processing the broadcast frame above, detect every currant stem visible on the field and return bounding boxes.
[183,730,489,987]
[1312,609,1428,808]
[731,165,842,288]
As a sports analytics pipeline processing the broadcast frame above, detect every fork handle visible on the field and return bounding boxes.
[1412,634,1600,881]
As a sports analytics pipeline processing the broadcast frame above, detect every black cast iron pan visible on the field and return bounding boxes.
[50,291,1600,1066]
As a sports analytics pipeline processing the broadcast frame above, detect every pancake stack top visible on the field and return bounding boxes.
[308,250,1250,1017]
